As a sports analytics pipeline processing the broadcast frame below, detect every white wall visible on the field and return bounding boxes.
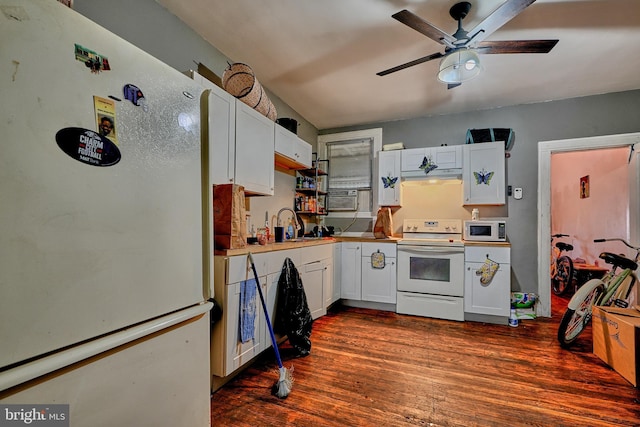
[551,147,630,263]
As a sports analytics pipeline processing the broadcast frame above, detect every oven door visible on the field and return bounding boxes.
[397,245,464,296]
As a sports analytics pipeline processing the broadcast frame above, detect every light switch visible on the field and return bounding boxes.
[514,187,523,200]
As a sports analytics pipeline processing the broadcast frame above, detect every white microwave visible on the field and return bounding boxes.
[464,220,507,242]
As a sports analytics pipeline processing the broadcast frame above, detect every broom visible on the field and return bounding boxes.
[248,252,293,398]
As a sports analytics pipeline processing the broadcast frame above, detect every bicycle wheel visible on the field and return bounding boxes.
[557,279,604,348]
[552,256,574,295]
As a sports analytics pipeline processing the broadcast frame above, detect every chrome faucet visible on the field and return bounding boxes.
[277,207,299,236]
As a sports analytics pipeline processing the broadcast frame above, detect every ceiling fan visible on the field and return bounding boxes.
[377,0,558,88]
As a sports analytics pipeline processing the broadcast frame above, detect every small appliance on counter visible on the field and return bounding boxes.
[463,219,507,242]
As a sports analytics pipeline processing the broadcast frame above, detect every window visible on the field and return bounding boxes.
[327,138,372,189]
[318,128,382,217]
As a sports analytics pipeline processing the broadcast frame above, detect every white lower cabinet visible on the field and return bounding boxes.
[361,242,396,304]
[341,241,397,305]
[340,242,362,300]
[331,243,341,304]
[211,244,334,385]
[211,253,269,378]
[299,243,333,319]
[299,259,326,320]
[464,245,511,324]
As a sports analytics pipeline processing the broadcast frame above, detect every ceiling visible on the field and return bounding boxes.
[156,0,640,130]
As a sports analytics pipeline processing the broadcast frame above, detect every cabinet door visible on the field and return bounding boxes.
[433,145,462,169]
[401,147,428,171]
[235,101,274,195]
[206,84,236,185]
[224,278,265,376]
[332,243,342,303]
[340,242,362,300]
[261,272,281,353]
[362,257,397,303]
[274,126,312,169]
[377,150,402,207]
[323,259,334,309]
[464,262,510,317]
[361,242,397,303]
[299,260,326,320]
[462,142,505,205]
[190,71,236,185]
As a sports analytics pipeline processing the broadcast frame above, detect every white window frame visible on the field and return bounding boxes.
[318,128,383,218]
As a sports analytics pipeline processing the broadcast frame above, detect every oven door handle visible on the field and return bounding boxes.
[398,245,464,255]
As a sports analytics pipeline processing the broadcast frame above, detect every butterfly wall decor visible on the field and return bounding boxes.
[419,156,438,175]
[474,168,495,186]
[381,175,398,189]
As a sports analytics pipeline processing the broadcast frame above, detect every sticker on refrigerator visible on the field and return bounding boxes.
[94,96,118,145]
[56,127,121,167]
[122,83,146,111]
[74,43,110,73]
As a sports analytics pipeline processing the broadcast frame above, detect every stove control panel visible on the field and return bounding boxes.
[403,219,462,234]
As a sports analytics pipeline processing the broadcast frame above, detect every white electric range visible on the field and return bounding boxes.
[396,219,465,321]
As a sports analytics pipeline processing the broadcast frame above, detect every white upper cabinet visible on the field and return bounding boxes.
[434,145,463,169]
[233,100,275,196]
[377,150,402,206]
[192,71,274,196]
[462,141,506,205]
[192,72,236,186]
[401,145,462,172]
[274,125,312,169]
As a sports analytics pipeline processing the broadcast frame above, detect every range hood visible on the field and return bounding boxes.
[401,167,462,181]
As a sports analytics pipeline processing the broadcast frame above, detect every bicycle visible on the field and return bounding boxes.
[557,238,639,348]
[550,233,575,296]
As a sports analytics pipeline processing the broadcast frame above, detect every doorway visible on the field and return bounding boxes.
[537,133,640,317]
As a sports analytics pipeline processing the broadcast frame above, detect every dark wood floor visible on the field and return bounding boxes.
[210,294,640,426]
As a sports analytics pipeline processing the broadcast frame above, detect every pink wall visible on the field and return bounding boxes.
[551,147,630,265]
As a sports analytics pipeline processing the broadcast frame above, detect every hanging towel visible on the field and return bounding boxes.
[239,278,257,343]
[476,258,500,285]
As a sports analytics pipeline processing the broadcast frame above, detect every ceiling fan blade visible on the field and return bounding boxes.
[377,52,444,76]
[475,39,558,54]
[447,83,462,90]
[392,9,456,47]
[466,0,537,44]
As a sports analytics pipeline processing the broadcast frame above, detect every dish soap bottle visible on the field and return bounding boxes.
[287,219,294,240]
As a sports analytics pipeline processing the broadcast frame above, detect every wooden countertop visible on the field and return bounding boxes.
[214,237,337,256]
[214,235,510,256]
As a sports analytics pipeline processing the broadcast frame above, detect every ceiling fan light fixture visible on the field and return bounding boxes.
[437,49,481,84]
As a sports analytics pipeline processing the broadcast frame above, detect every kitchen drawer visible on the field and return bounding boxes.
[265,248,300,275]
[464,246,510,264]
[362,242,396,259]
[300,244,333,265]
[226,253,268,284]
[396,291,464,321]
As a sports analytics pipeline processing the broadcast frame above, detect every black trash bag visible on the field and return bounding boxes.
[274,258,313,356]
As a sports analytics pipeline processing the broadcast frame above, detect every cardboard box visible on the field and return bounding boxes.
[592,306,640,387]
[213,184,247,249]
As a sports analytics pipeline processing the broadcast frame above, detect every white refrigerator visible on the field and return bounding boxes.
[0,1,212,425]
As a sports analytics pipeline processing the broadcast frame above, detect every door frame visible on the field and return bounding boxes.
[537,132,640,317]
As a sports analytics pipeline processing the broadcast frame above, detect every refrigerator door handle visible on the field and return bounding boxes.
[0,302,212,391]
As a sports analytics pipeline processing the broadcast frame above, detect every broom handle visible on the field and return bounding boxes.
[248,253,284,369]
